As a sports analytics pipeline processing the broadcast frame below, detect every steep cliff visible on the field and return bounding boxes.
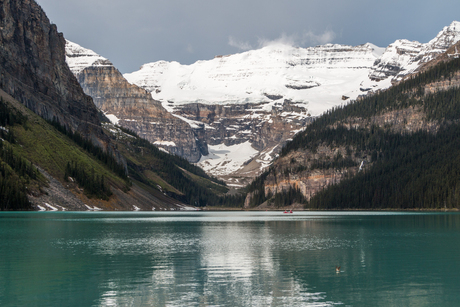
[0,0,103,140]
[65,41,207,163]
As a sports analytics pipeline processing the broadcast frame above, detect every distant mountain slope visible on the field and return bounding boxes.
[125,21,460,114]
[122,21,460,182]
[65,41,208,163]
[124,43,388,114]
[370,21,460,81]
[245,51,460,210]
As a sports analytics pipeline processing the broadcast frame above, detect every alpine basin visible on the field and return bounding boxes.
[1,211,459,306]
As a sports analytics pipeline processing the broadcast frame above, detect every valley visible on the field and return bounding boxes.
[67,22,460,185]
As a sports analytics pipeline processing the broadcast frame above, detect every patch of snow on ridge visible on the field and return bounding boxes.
[44,203,59,211]
[372,21,460,81]
[197,141,259,176]
[154,141,176,147]
[65,40,113,75]
[425,21,460,52]
[84,204,103,211]
[105,114,120,125]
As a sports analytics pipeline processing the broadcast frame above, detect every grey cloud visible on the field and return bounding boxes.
[36,0,460,73]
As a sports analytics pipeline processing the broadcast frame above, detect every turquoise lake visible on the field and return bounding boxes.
[0,211,459,306]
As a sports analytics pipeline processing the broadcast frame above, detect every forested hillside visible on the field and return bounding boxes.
[0,98,41,210]
[0,90,246,210]
[246,56,460,210]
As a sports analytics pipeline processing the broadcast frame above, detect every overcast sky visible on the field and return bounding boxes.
[36,0,460,73]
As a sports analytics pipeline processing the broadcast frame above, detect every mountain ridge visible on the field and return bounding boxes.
[66,21,460,185]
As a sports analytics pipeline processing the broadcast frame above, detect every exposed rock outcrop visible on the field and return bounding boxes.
[0,0,102,139]
[65,40,207,162]
[176,100,312,185]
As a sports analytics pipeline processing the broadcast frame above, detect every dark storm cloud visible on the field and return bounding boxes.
[37,0,460,73]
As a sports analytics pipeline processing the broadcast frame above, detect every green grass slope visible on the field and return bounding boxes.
[0,89,131,210]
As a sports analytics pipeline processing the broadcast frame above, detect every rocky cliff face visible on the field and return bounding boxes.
[177,100,312,186]
[65,41,207,162]
[0,0,103,140]
[255,105,443,207]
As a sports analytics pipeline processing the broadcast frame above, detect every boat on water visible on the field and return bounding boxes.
[283,210,293,214]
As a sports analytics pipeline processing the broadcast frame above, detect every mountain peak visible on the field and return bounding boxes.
[65,40,112,75]
[426,20,460,51]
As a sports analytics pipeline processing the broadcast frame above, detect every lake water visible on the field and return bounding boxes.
[0,211,459,306]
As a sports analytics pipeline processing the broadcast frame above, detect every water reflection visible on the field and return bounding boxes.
[0,212,459,306]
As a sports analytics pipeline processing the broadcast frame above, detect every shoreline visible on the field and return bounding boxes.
[3,207,459,212]
[200,207,460,212]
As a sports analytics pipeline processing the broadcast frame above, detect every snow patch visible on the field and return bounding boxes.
[105,114,120,125]
[158,147,170,154]
[154,141,176,147]
[197,141,259,176]
[84,204,103,211]
[177,204,200,211]
[44,203,59,211]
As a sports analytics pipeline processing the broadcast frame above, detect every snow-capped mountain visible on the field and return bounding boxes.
[371,21,460,81]
[65,40,113,75]
[124,42,389,116]
[126,22,460,116]
[67,22,460,185]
